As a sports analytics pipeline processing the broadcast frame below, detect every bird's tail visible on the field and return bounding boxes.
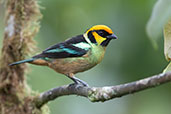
[9,58,35,66]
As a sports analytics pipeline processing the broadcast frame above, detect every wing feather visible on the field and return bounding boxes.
[33,35,91,59]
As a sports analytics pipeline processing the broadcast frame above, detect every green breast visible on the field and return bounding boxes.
[89,44,105,64]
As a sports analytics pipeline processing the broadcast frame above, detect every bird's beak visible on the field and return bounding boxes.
[106,34,118,39]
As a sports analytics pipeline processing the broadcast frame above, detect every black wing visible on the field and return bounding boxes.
[33,35,90,59]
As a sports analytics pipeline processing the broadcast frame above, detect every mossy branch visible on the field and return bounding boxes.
[35,72,171,108]
[0,0,44,114]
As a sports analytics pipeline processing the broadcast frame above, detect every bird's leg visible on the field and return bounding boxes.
[66,73,89,87]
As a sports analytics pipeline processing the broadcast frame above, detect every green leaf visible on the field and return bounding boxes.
[163,20,171,72]
[164,20,171,61]
[146,0,171,47]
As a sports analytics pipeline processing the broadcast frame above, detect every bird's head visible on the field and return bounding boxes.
[84,25,117,47]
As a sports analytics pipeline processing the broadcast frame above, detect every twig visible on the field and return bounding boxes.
[35,72,171,108]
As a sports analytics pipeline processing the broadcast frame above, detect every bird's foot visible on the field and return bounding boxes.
[67,74,89,87]
[72,76,89,87]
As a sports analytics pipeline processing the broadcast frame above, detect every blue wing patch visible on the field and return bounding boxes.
[46,45,82,55]
[72,42,91,51]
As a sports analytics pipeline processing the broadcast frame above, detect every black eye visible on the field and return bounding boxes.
[96,30,110,37]
[97,30,104,36]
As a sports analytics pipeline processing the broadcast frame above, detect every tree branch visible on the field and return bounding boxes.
[35,72,171,108]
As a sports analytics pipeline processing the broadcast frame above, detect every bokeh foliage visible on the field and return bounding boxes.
[0,0,171,114]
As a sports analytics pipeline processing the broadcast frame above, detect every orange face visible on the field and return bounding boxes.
[85,25,115,46]
[86,25,114,35]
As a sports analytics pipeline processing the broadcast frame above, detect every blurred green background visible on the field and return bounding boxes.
[0,0,171,114]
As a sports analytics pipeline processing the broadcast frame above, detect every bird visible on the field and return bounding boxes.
[9,25,117,86]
